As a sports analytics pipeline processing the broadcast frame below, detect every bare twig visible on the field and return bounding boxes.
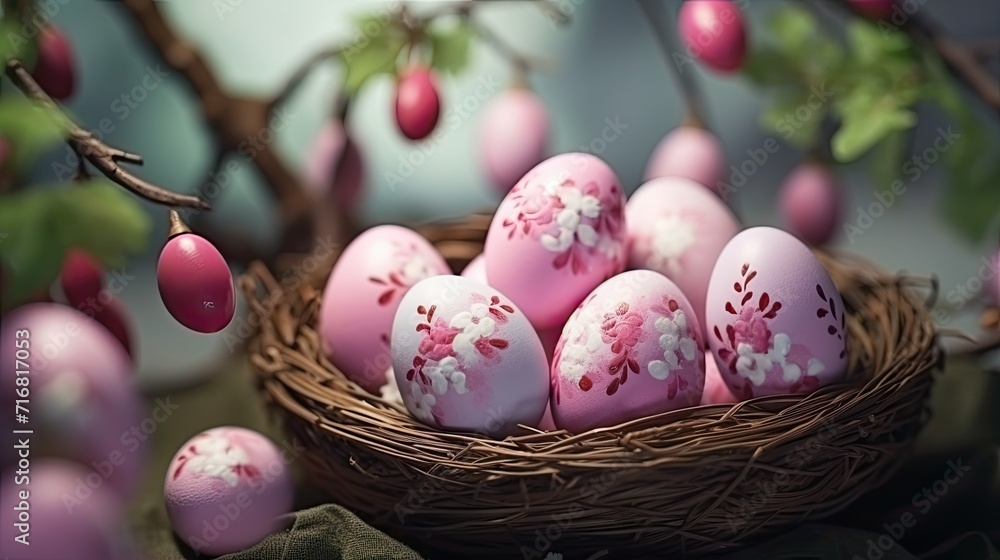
[4,59,211,210]
[267,45,344,115]
[465,15,553,74]
[636,0,707,128]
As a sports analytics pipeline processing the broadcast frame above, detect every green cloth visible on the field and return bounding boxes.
[137,504,423,560]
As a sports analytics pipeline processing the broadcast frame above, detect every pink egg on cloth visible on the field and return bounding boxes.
[706,227,848,400]
[485,153,628,329]
[391,275,549,438]
[165,426,294,556]
[0,459,137,560]
[460,254,488,284]
[643,126,725,193]
[701,350,738,405]
[626,177,740,339]
[319,225,450,394]
[551,270,705,433]
[0,303,145,498]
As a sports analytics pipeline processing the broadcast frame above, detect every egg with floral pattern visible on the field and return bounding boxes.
[626,177,740,340]
[550,270,705,433]
[485,153,628,329]
[706,227,848,399]
[391,275,549,437]
[164,427,294,556]
[319,225,450,394]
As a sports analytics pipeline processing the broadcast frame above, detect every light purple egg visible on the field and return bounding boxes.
[706,227,848,399]
[157,232,236,333]
[303,119,365,212]
[643,126,725,193]
[0,459,136,560]
[700,350,738,405]
[485,153,628,329]
[779,163,842,246]
[319,225,450,394]
[551,270,705,433]
[391,275,549,437]
[460,254,488,284]
[479,88,549,196]
[0,303,145,499]
[165,426,294,556]
[626,177,740,340]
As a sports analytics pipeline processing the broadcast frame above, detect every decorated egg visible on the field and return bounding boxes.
[479,87,549,195]
[0,303,145,498]
[779,163,841,246]
[485,153,628,329]
[164,427,294,556]
[550,270,705,433]
[391,275,549,437]
[319,225,449,394]
[0,460,136,560]
[706,227,848,399]
[701,350,738,405]
[626,177,740,339]
[460,254,488,284]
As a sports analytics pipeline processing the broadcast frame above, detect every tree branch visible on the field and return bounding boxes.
[4,58,211,210]
[267,45,344,116]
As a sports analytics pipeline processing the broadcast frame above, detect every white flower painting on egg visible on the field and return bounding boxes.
[712,263,846,400]
[553,294,700,404]
[500,171,625,274]
[170,431,260,487]
[403,293,516,423]
[646,212,699,276]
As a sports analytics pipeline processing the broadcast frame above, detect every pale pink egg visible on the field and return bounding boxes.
[0,459,136,559]
[460,254,488,284]
[643,126,725,193]
[626,177,740,340]
[303,119,365,212]
[485,153,628,329]
[551,270,705,433]
[479,88,549,196]
[164,427,294,556]
[701,349,738,405]
[0,303,145,498]
[319,225,450,394]
[678,0,747,73]
[391,275,549,437]
[538,402,556,431]
[706,227,848,399]
[779,163,841,246]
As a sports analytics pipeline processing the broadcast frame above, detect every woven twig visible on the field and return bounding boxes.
[240,214,940,559]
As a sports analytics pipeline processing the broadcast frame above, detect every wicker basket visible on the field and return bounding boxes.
[241,213,941,559]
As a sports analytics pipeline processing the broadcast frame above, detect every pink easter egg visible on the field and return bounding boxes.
[319,225,450,394]
[395,67,441,140]
[538,401,556,431]
[0,303,145,498]
[0,459,136,559]
[626,177,740,340]
[643,126,725,193]
[551,270,705,433]
[701,349,738,405]
[779,163,841,246]
[157,232,236,333]
[706,227,848,399]
[164,427,294,556]
[485,153,628,329]
[537,326,561,363]
[391,275,549,437]
[303,119,365,212]
[460,254,488,284]
[479,88,549,195]
[678,0,747,73]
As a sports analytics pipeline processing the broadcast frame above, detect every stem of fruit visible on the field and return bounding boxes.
[3,58,212,210]
[636,0,707,129]
[167,210,192,238]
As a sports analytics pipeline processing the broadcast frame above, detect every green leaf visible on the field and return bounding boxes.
[760,93,825,148]
[769,7,817,53]
[868,129,910,188]
[845,20,911,67]
[339,13,408,95]
[0,180,151,307]
[742,46,799,88]
[832,85,916,162]
[428,22,472,75]
[0,98,68,170]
